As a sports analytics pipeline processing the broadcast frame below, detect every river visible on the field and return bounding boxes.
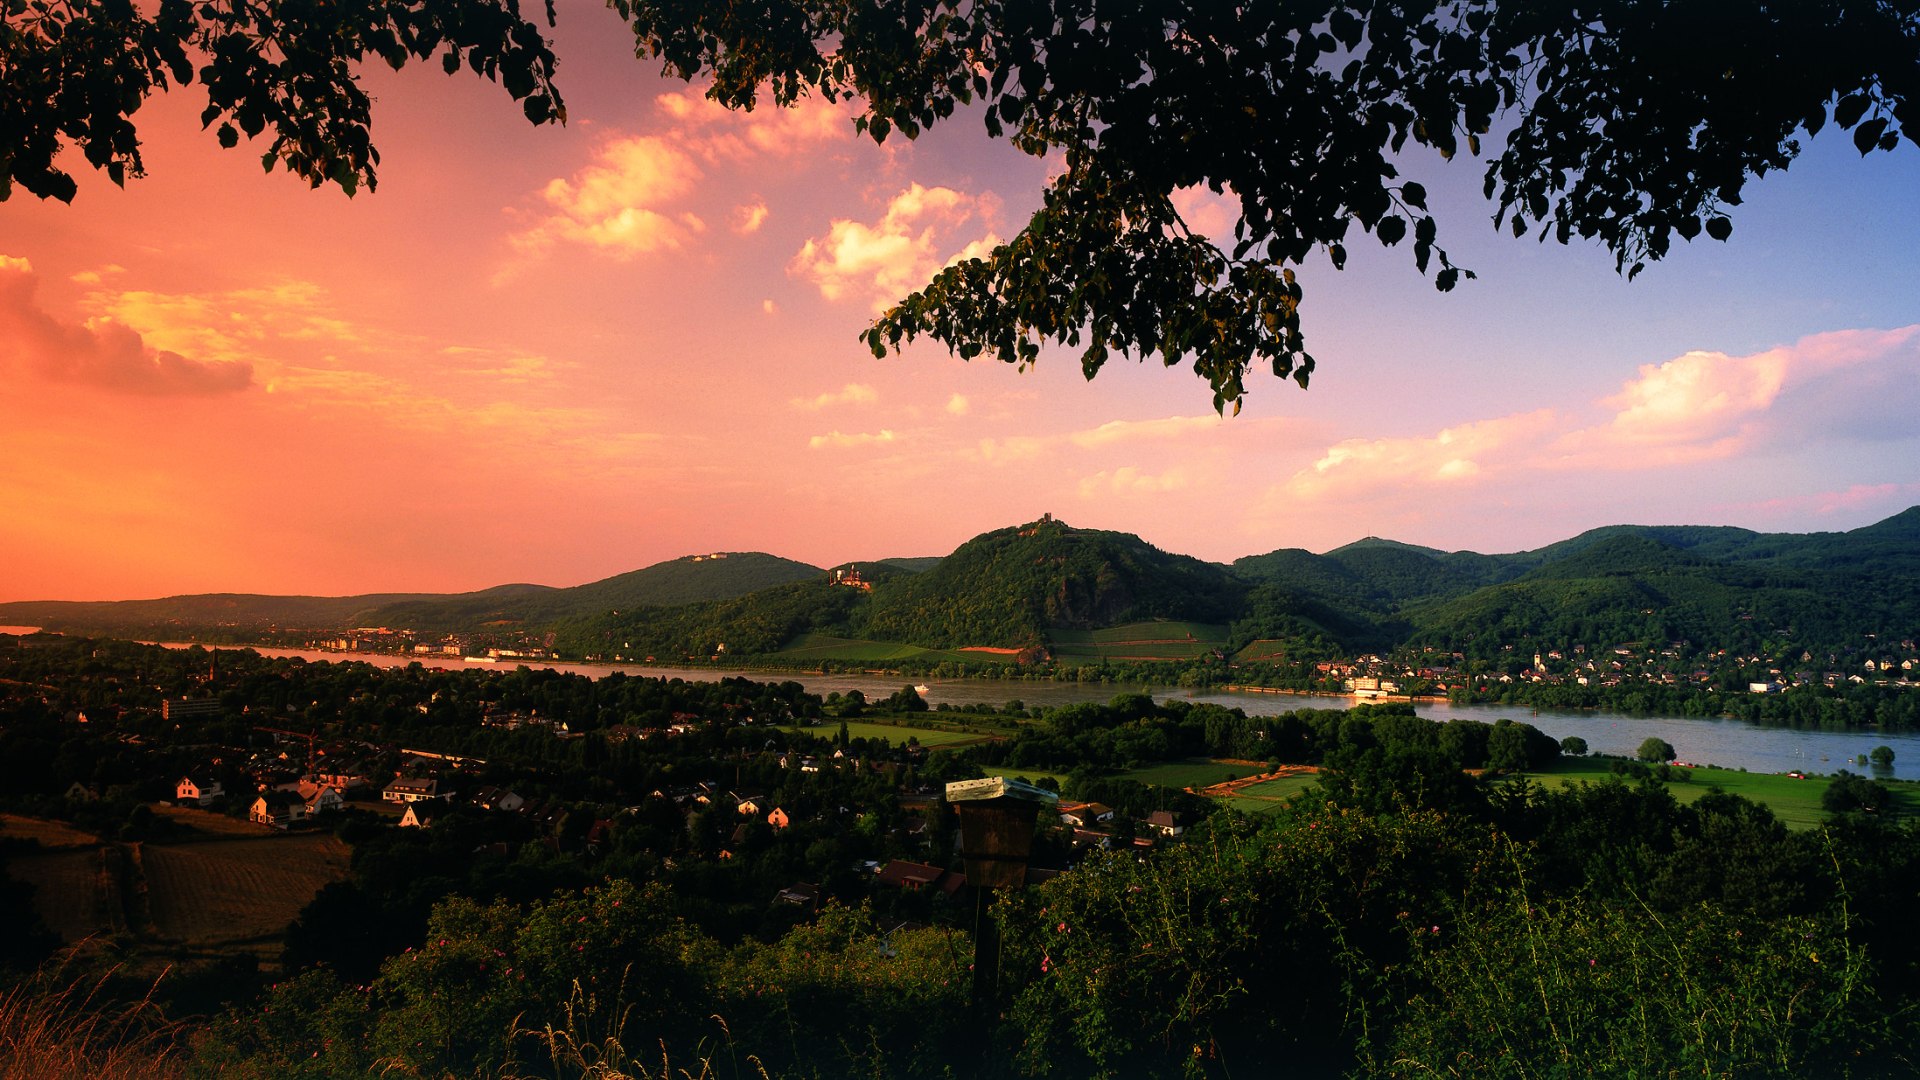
[137,642,1920,782]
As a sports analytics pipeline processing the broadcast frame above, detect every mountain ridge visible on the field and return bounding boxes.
[6,509,1917,662]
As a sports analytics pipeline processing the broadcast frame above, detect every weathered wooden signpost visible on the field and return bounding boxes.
[945,775,1058,1010]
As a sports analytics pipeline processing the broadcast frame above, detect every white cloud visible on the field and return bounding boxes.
[946,393,970,416]
[808,429,896,450]
[790,183,1001,310]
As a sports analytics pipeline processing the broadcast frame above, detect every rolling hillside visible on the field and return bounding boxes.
[7,509,1919,666]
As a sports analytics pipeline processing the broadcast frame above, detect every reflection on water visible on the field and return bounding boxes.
[154,642,1920,782]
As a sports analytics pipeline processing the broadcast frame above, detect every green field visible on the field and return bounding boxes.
[1217,774,1322,815]
[1233,639,1292,662]
[782,719,990,749]
[1119,758,1260,790]
[1523,758,1920,831]
[1049,621,1228,662]
[997,768,1074,788]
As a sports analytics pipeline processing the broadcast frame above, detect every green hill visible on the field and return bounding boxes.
[8,508,1919,666]
[862,517,1249,649]
[0,553,824,637]
[0,590,453,635]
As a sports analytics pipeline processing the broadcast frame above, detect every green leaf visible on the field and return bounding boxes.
[216,122,238,149]
[1377,216,1407,245]
[1401,181,1427,210]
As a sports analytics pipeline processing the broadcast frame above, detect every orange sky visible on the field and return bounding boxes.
[4,13,1920,602]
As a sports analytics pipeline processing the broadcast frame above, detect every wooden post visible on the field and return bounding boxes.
[946,777,1057,1010]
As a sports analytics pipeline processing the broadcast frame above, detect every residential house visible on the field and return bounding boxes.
[303,785,344,816]
[176,775,224,806]
[250,791,306,828]
[398,804,434,829]
[766,806,791,829]
[470,786,526,813]
[875,859,966,898]
[1058,802,1114,828]
[383,776,442,803]
[1145,810,1186,838]
[773,882,820,908]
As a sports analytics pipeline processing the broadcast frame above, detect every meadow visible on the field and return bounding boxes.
[1119,758,1265,790]
[784,719,996,749]
[1524,757,1920,831]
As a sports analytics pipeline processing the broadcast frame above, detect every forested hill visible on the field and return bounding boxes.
[860,517,1248,648]
[353,552,825,631]
[0,552,823,638]
[6,510,1919,662]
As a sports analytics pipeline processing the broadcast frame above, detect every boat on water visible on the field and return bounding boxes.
[463,656,498,664]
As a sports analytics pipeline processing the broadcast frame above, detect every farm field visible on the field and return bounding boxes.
[10,847,121,942]
[1232,639,1292,662]
[140,833,351,954]
[148,803,279,837]
[1524,758,1920,831]
[1049,622,1227,662]
[1121,758,1264,790]
[0,812,101,849]
[2,810,353,964]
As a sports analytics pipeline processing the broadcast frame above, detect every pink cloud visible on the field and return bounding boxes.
[514,135,705,257]
[1078,466,1189,498]
[790,183,1001,310]
[1560,325,1920,467]
[654,89,853,160]
[0,256,252,395]
[511,88,854,262]
[1285,410,1562,500]
[792,383,878,410]
[1731,483,1920,520]
[809,429,897,450]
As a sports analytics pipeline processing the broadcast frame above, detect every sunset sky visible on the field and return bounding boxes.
[4,12,1919,603]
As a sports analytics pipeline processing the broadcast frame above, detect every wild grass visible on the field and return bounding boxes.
[0,960,183,1080]
[502,976,771,1080]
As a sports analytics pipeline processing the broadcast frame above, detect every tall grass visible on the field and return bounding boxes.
[0,963,182,1080]
[501,975,769,1080]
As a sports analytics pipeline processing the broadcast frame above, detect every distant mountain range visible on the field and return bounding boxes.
[6,508,1918,664]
